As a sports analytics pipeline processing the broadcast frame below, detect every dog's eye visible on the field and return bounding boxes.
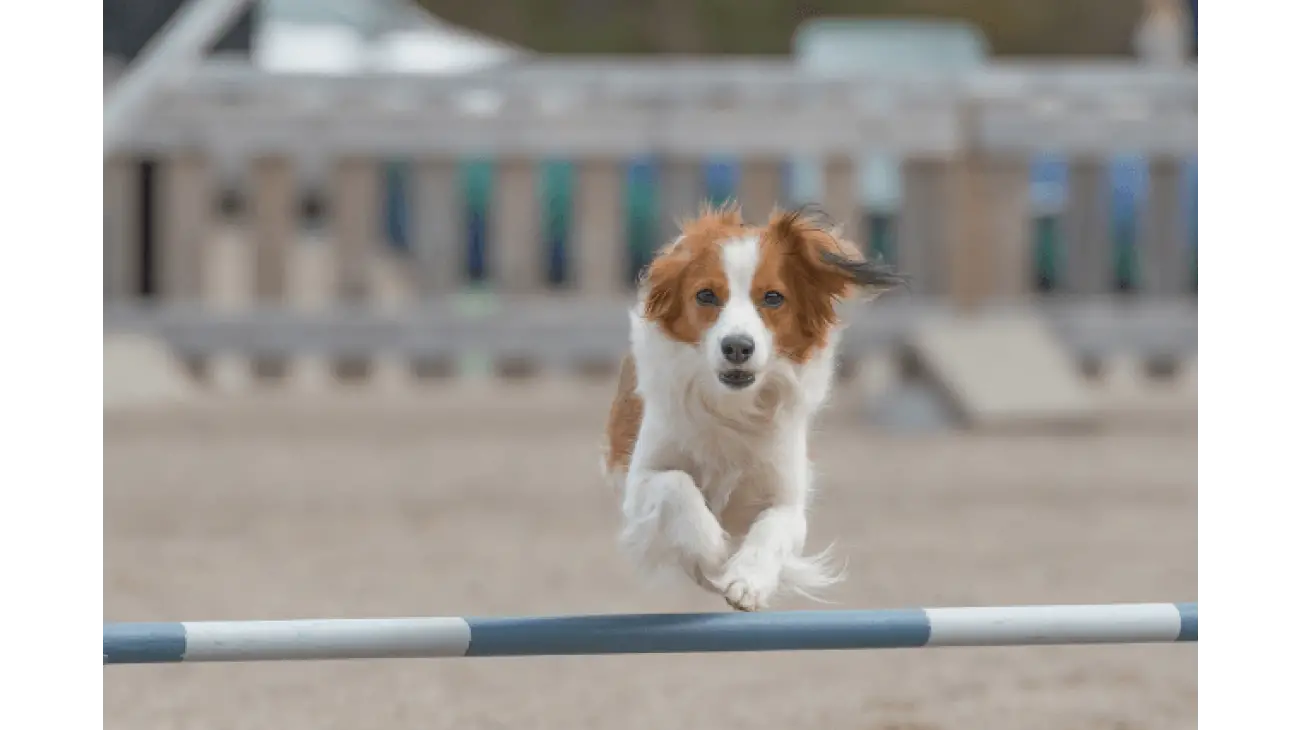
[695,289,719,306]
[762,291,785,307]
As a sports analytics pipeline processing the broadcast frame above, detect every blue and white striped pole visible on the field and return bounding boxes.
[104,602,1196,665]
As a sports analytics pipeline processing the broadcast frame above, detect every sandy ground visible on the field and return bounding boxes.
[105,383,1196,730]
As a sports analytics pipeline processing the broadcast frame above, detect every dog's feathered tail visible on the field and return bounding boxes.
[778,543,848,603]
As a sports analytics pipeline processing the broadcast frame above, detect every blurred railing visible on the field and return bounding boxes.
[103,58,1196,380]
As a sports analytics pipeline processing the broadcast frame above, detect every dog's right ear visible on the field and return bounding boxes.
[640,244,689,321]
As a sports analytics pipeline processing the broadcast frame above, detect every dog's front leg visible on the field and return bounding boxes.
[716,502,807,611]
[619,469,730,591]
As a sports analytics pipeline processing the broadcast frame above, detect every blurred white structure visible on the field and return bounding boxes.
[253,0,525,73]
[1133,0,1192,67]
[226,0,528,194]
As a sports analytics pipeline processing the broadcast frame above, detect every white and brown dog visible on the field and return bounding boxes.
[602,203,903,611]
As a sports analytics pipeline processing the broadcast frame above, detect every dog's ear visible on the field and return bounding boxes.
[767,205,907,301]
[817,248,909,302]
[639,244,690,321]
[641,201,748,320]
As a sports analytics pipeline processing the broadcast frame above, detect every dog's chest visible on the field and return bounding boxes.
[671,418,786,515]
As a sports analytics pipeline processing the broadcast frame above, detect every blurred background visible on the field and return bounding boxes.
[104,1,1196,728]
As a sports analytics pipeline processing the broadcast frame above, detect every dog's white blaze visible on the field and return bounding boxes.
[711,236,771,371]
[720,235,760,291]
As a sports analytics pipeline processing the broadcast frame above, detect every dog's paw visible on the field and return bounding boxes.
[722,577,769,612]
[717,555,781,612]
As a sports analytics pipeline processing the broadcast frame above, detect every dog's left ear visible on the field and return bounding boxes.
[818,247,908,302]
[768,206,907,301]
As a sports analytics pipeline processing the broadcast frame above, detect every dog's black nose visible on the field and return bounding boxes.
[720,334,755,365]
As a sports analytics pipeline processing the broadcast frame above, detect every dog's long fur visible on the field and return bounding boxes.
[602,203,902,611]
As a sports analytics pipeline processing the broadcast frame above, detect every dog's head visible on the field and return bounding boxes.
[639,203,904,393]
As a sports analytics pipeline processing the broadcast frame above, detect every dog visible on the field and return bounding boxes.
[601,202,904,611]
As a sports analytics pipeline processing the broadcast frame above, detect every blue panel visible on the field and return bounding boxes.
[1180,600,1196,639]
[464,610,930,656]
[104,622,186,664]
[703,159,739,205]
